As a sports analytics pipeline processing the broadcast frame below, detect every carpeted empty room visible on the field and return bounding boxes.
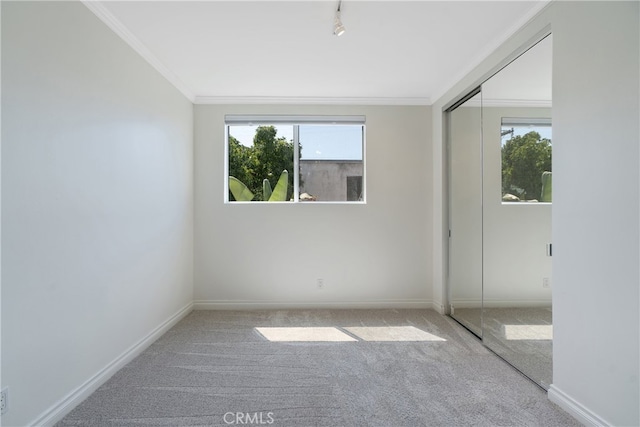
[57,309,578,426]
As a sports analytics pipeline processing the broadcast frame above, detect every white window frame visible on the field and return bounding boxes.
[225,115,366,204]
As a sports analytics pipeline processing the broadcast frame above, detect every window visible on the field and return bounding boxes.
[226,115,365,203]
[501,118,552,203]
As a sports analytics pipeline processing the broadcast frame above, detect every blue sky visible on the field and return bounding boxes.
[501,124,552,146]
[229,125,363,160]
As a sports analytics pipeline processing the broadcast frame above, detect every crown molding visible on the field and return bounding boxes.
[82,1,195,102]
[194,96,431,106]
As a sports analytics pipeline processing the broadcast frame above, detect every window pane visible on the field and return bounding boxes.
[299,125,363,160]
[226,119,366,204]
[299,125,364,202]
[228,125,295,202]
[501,119,552,203]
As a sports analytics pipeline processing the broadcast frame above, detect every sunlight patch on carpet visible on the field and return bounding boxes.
[256,327,357,342]
[503,324,553,340]
[344,326,446,342]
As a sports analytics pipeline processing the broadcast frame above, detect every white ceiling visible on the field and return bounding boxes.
[89,1,550,104]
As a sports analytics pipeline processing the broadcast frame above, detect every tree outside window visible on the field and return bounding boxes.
[501,120,552,203]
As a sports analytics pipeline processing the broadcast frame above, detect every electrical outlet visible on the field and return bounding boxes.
[316,278,324,289]
[1,387,8,415]
[542,277,551,288]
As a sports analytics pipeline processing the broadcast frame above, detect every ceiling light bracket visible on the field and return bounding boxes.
[334,1,345,36]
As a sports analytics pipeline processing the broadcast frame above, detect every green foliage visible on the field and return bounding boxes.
[269,170,289,202]
[228,170,288,202]
[262,179,272,201]
[228,176,254,201]
[228,135,251,188]
[540,171,552,202]
[502,131,552,201]
[228,126,295,201]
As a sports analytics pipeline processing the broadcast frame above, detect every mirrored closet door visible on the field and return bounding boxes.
[481,35,553,389]
[448,34,553,389]
[448,90,483,337]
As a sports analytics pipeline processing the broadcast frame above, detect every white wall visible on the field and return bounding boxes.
[0,3,3,425]
[1,3,194,426]
[434,2,639,425]
[195,104,432,309]
[550,2,639,426]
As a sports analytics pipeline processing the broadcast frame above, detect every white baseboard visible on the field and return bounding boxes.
[30,302,194,427]
[193,299,434,310]
[548,385,611,426]
[431,301,446,314]
[484,299,551,308]
[450,299,482,309]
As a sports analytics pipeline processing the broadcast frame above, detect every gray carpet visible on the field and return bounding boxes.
[57,309,577,426]
[453,307,553,389]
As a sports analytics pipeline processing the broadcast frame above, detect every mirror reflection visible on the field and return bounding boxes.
[448,34,553,390]
[482,34,552,389]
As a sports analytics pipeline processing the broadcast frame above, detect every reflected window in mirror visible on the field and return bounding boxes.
[501,117,552,203]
